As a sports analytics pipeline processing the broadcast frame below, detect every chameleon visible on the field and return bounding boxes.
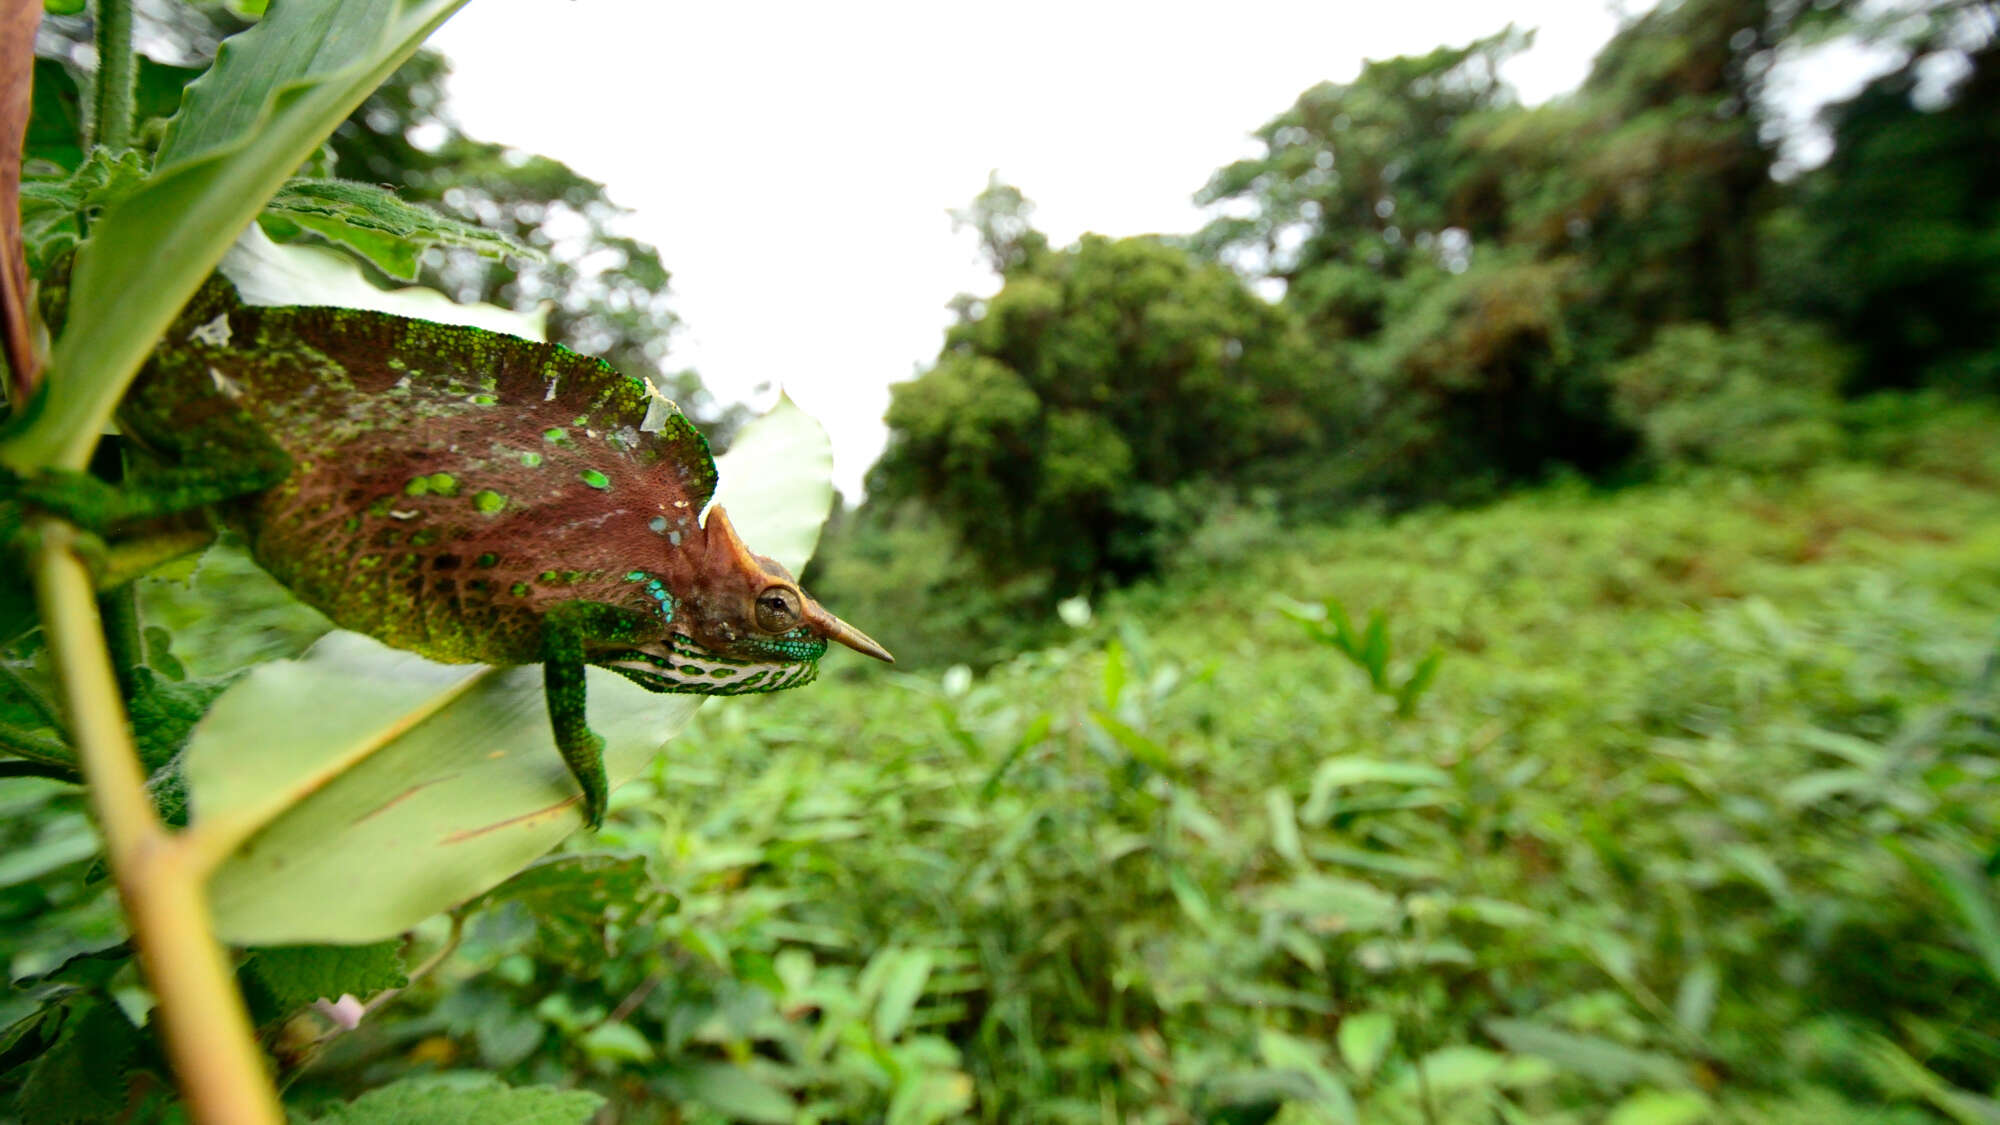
[11,278,892,827]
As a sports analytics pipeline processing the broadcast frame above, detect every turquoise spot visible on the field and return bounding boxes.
[626,571,648,582]
[648,516,669,534]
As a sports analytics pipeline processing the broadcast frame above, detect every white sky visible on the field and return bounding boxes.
[424,2,1632,495]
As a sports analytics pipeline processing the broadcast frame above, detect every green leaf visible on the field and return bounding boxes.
[240,941,408,1016]
[1301,758,1451,823]
[1257,1027,1358,1124]
[1898,842,2000,990]
[1395,648,1443,717]
[463,854,654,961]
[1265,787,1305,866]
[1090,709,1179,776]
[190,399,835,944]
[1605,1089,1711,1125]
[222,221,546,339]
[1673,960,1719,1037]
[261,178,534,281]
[3,0,471,471]
[304,1076,604,1125]
[1256,875,1399,932]
[1481,1018,1688,1088]
[1358,611,1390,685]
[579,1021,654,1064]
[706,392,837,570]
[872,947,934,1041]
[1390,1045,1554,1096]
[1337,1010,1396,1080]
[12,995,142,1125]
[679,1062,799,1125]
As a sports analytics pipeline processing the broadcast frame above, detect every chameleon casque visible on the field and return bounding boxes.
[21,278,892,827]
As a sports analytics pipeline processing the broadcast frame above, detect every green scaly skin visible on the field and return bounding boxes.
[11,279,891,828]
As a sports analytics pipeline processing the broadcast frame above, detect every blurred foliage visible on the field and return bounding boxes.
[9,0,2000,1121]
[1608,316,1852,472]
[235,456,2000,1122]
[862,0,2000,606]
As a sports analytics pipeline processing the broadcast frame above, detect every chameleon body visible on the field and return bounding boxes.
[25,280,890,826]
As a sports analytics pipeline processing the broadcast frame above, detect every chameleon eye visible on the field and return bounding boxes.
[754,586,802,633]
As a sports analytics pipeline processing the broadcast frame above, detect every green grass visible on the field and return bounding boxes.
[282,462,2000,1123]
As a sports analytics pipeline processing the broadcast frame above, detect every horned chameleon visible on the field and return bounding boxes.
[9,278,892,828]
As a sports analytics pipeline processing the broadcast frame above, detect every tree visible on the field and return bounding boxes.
[1789,32,2000,392]
[872,219,1316,596]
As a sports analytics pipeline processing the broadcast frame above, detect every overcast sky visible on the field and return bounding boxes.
[425,2,1633,495]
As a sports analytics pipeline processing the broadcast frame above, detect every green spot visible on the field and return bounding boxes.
[510,582,531,597]
[580,469,611,490]
[520,451,543,468]
[409,529,439,547]
[405,472,459,497]
[476,553,499,568]
[626,571,648,582]
[543,427,570,446]
[472,393,498,405]
[473,489,507,514]
[343,517,360,532]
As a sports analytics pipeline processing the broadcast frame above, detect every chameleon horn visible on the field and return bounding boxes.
[806,602,895,663]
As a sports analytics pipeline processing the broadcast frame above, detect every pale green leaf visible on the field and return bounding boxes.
[1266,787,1305,866]
[579,1021,654,1064]
[872,948,934,1041]
[305,1076,603,1125]
[221,222,547,339]
[1481,1018,1688,1088]
[709,392,836,571]
[1337,1010,1395,1080]
[679,1062,798,1125]
[1605,1089,1711,1125]
[1257,875,1399,932]
[262,177,534,281]
[1301,758,1451,823]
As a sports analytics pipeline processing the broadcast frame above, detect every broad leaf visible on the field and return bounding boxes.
[191,400,838,944]
[221,221,546,339]
[240,941,408,1016]
[262,178,536,282]
[303,1076,603,1125]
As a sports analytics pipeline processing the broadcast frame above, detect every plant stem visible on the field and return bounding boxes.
[89,0,136,152]
[32,520,280,1125]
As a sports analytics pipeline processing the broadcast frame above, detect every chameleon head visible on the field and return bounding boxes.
[595,504,893,694]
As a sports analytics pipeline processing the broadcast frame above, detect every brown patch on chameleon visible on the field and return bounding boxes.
[28,278,890,828]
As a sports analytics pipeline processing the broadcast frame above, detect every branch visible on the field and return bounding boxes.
[32,519,281,1124]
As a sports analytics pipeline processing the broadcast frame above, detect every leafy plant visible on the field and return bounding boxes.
[0,2,836,1119]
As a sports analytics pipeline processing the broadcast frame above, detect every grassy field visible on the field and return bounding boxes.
[10,459,1998,1123]
[286,460,2000,1122]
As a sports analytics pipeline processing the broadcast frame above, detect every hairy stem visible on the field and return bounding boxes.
[88,0,136,152]
[33,520,280,1124]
